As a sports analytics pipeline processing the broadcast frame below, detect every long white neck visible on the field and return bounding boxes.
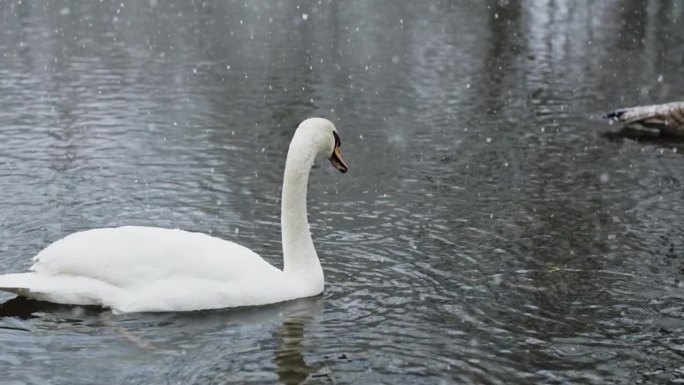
[281,141,323,284]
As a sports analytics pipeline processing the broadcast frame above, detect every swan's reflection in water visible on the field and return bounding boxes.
[274,298,321,385]
[0,296,51,319]
[0,295,324,384]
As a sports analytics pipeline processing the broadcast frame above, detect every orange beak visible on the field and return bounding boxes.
[329,145,348,173]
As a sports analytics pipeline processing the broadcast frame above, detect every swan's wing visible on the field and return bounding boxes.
[605,101,684,134]
[29,226,281,288]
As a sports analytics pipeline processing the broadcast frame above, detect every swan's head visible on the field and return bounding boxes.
[297,117,349,173]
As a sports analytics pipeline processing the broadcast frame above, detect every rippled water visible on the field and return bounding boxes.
[1,1,684,384]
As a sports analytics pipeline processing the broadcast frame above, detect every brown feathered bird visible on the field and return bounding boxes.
[604,101,684,137]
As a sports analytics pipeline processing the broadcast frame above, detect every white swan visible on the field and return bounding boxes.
[0,117,348,313]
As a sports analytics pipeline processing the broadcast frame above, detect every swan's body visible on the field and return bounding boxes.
[0,118,348,313]
[0,227,299,312]
[605,101,684,137]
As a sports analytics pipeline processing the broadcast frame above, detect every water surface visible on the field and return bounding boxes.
[1,1,684,384]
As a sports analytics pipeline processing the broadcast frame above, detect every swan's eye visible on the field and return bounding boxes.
[333,131,341,148]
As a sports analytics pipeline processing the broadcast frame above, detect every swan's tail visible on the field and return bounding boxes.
[0,273,111,307]
[0,273,39,296]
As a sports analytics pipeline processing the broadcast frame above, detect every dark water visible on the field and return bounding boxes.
[1,0,683,384]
